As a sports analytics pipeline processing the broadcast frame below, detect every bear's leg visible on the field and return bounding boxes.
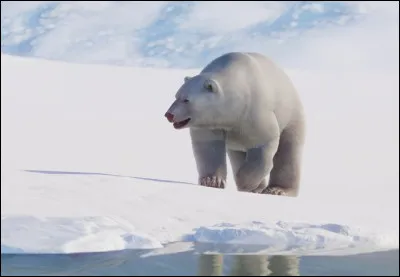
[235,137,280,193]
[190,128,227,189]
[265,121,305,197]
[228,150,267,193]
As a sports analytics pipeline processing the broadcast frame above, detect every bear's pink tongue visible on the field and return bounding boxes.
[173,118,191,129]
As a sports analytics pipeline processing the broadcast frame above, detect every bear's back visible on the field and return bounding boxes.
[202,52,302,131]
[201,52,298,102]
[245,52,303,129]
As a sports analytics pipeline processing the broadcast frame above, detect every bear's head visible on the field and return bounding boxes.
[164,74,242,130]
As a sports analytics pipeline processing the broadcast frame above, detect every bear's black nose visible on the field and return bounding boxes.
[165,112,174,123]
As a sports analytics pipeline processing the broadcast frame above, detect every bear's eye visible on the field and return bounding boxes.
[183,99,189,103]
[204,81,214,92]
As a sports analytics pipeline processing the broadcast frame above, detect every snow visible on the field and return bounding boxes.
[1,51,398,255]
[1,216,163,254]
[2,1,398,69]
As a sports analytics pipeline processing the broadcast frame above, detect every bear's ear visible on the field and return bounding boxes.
[204,79,218,93]
[184,76,191,83]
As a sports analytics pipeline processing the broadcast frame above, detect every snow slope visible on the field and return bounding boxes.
[1,1,399,68]
[1,53,398,255]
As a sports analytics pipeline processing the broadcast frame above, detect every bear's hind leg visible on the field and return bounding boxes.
[228,150,267,193]
[190,128,227,189]
[265,121,305,197]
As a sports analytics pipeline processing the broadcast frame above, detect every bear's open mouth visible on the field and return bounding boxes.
[173,118,191,129]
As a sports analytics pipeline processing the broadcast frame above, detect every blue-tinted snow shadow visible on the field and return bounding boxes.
[22,169,196,186]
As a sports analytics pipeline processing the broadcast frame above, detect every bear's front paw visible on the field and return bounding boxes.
[199,176,226,189]
[261,186,287,196]
[237,183,264,193]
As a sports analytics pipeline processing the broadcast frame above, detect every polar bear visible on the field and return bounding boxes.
[164,52,305,197]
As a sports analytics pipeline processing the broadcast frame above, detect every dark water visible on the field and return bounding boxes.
[1,244,398,276]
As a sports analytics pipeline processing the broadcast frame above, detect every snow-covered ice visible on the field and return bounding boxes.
[1,216,162,254]
[1,51,398,255]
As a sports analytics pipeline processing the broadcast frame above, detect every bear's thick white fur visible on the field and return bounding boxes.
[165,52,306,197]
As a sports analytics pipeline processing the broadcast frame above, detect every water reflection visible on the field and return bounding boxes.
[1,243,398,276]
[198,254,299,276]
[198,254,224,276]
